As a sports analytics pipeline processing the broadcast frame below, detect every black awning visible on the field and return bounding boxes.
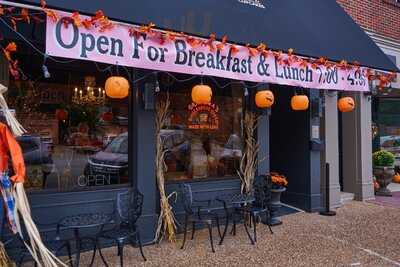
[17,0,399,72]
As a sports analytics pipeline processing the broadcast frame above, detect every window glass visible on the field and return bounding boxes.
[3,54,130,192]
[156,76,243,182]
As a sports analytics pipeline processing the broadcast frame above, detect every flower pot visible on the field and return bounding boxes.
[268,186,286,226]
[373,166,394,196]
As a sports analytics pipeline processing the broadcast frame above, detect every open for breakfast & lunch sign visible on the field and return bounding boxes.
[46,11,369,92]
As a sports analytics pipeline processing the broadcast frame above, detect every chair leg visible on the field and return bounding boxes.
[191,221,196,240]
[181,215,188,250]
[252,213,257,243]
[117,241,124,267]
[66,241,73,267]
[243,213,255,245]
[267,211,274,234]
[89,239,97,267]
[215,215,222,239]
[219,214,229,245]
[206,223,215,253]
[136,231,147,261]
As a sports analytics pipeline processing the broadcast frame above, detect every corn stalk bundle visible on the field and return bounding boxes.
[12,183,66,267]
[238,111,259,194]
[0,241,14,267]
[154,95,177,243]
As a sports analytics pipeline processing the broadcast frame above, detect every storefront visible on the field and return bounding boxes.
[0,0,398,246]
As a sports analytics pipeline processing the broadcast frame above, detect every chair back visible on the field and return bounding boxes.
[117,188,144,225]
[253,175,272,208]
[179,183,194,214]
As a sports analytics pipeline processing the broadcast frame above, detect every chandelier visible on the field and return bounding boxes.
[72,86,106,105]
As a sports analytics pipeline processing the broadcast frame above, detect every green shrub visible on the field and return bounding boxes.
[372,150,395,166]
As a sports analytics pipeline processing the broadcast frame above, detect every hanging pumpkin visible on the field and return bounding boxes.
[191,84,212,104]
[393,173,400,183]
[255,90,274,108]
[338,97,355,112]
[291,95,309,111]
[101,111,113,122]
[55,109,68,121]
[105,76,129,99]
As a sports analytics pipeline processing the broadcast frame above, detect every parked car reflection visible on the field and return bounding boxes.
[84,132,128,185]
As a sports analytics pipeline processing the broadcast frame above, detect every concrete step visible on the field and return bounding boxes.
[340,192,355,204]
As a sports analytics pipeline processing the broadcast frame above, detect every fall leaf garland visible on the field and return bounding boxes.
[0,3,397,87]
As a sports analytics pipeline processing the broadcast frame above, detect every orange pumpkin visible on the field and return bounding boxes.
[338,97,355,112]
[393,173,400,183]
[55,109,68,121]
[291,95,309,111]
[105,76,129,99]
[192,84,212,104]
[255,90,274,108]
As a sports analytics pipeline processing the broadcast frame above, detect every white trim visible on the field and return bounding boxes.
[281,203,305,213]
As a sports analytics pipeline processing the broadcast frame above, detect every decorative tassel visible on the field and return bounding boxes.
[0,84,26,137]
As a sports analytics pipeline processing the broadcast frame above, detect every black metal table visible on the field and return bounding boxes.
[216,193,255,245]
[56,213,114,267]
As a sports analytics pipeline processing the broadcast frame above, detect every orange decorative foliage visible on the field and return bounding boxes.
[82,19,92,29]
[186,36,201,48]
[20,8,30,23]
[44,9,59,22]
[3,42,17,61]
[216,35,228,51]
[270,172,288,187]
[71,11,82,27]
[288,48,294,56]
[229,44,239,55]
[40,0,47,8]
[257,43,267,52]
[337,60,348,70]
[246,44,258,57]
[299,58,309,68]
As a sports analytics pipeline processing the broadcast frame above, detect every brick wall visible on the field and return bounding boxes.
[337,0,400,42]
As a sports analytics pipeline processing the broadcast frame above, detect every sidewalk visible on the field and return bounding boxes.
[70,201,400,267]
[388,182,400,192]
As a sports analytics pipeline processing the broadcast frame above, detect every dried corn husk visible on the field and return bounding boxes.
[154,95,177,243]
[13,183,66,267]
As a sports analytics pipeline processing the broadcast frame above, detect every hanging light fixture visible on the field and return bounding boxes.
[191,77,212,104]
[255,90,274,108]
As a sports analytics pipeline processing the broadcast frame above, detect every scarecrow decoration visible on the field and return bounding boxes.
[0,83,65,266]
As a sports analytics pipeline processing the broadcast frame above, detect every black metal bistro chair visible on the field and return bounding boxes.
[1,214,73,267]
[241,175,274,243]
[98,188,146,266]
[179,183,222,253]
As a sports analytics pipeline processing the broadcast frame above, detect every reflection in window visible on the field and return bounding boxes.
[157,78,243,182]
[6,71,130,192]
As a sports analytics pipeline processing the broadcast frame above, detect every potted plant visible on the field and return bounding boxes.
[268,172,288,226]
[372,150,395,196]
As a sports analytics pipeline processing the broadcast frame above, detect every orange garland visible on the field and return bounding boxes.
[0,2,397,86]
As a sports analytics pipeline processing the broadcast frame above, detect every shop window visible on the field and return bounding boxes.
[156,76,244,182]
[4,59,130,192]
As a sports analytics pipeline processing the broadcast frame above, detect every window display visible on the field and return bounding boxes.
[5,69,130,192]
[157,79,243,182]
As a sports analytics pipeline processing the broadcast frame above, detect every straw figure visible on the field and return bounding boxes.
[0,84,66,267]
